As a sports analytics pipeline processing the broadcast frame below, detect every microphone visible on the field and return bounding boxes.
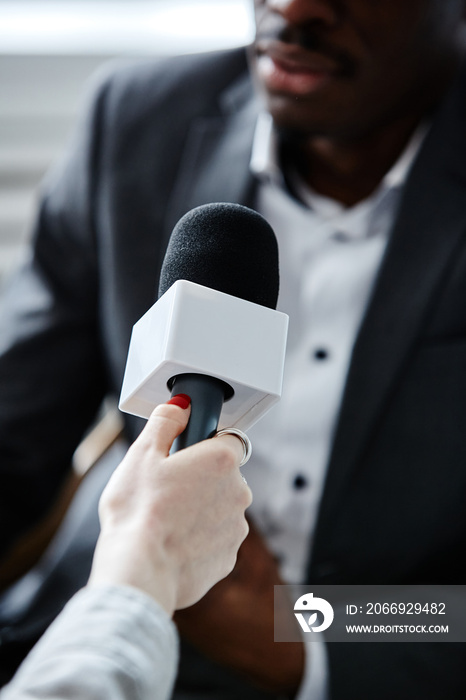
[158,202,279,308]
[159,203,280,449]
[119,203,288,449]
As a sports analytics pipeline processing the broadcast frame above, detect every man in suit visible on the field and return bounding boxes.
[1,0,466,698]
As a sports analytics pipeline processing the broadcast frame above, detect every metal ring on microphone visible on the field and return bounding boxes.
[214,428,252,467]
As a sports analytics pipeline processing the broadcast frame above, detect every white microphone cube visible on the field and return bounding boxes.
[119,280,288,430]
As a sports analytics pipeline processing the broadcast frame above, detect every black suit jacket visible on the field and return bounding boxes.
[1,47,466,698]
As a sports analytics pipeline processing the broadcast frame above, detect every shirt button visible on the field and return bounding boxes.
[293,474,308,490]
[313,348,329,361]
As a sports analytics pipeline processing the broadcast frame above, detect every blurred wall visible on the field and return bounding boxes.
[1,55,110,288]
[0,0,253,290]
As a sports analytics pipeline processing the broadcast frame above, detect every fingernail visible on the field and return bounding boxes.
[167,393,191,409]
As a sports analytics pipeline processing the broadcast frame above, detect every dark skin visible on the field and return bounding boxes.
[175,521,304,695]
[176,1,466,694]
[251,0,466,205]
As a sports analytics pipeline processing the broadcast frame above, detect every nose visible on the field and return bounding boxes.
[266,0,338,27]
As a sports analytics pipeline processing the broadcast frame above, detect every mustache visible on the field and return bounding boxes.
[255,25,356,77]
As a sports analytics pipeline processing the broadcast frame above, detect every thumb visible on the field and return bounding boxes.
[143,394,191,457]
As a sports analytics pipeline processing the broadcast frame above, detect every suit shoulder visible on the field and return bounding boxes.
[90,48,250,119]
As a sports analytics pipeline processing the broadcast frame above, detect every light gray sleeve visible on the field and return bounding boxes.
[295,637,329,700]
[0,584,179,700]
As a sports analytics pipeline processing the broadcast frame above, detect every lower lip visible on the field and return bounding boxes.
[256,54,331,96]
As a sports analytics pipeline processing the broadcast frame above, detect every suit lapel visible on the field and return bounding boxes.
[312,67,466,555]
[163,79,259,243]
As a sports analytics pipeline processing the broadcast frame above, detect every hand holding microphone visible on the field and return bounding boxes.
[111,203,286,613]
[89,395,252,614]
[2,399,252,700]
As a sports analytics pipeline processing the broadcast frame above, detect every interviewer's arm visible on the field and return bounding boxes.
[0,398,252,700]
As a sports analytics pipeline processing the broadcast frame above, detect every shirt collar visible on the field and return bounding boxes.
[250,111,428,200]
[250,112,281,182]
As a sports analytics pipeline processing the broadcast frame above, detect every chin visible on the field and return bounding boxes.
[264,92,332,137]
[269,99,370,143]
[268,108,329,142]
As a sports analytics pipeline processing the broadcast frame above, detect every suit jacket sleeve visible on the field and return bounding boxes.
[0,73,112,558]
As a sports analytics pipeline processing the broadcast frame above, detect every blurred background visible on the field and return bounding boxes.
[0,0,254,291]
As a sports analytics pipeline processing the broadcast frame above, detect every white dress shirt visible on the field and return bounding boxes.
[247,112,427,584]
[246,113,427,699]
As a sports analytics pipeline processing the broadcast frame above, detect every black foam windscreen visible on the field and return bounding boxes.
[158,203,279,309]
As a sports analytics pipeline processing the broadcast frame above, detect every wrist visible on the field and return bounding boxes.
[88,528,178,616]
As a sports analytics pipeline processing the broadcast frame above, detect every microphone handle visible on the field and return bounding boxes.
[170,373,229,450]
